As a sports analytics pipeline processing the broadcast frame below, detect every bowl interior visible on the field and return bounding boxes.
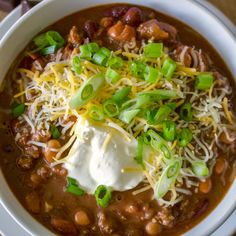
[0,0,236,235]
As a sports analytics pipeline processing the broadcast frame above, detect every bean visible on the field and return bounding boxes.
[43,139,61,164]
[215,158,226,175]
[100,17,114,28]
[36,166,52,179]
[25,191,40,214]
[97,212,117,234]
[17,156,34,170]
[108,21,136,42]
[52,165,68,177]
[84,20,99,39]
[51,217,77,235]
[123,7,142,26]
[199,178,212,194]
[104,6,128,18]
[219,131,236,144]
[145,221,161,235]
[30,173,42,187]
[74,210,90,226]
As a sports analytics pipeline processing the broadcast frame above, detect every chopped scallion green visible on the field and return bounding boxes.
[94,185,112,208]
[88,105,104,121]
[50,125,61,139]
[12,103,25,117]
[103,100,119,117]
[105,68,120,84]
[66,177,85,196]
[40,45,57,55]
[161,57,176,80]
[119,109,140,124]
[195,73,214,90]
[144,66,160,83]
[154,105,172,123]
[163,120,176,142]
[108,56,124,69]
[178,128,192,147]
[69,73,105,109]
[143,43,163,58]
[72,56,81,75]
[192,161,209,178]
[180,103,192,122]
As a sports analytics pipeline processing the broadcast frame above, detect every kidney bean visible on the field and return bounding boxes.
[84,20,99,39]
[104,6,129,18]
[74,210,90,226]
[25,191,41,214]
[123,7,142,26]
[17,156,34,170]
[51,217,77,235]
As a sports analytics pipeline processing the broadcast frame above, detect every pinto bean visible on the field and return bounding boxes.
[138,19,169,41]
[25,191,41,214]
[17,156,34,170]
[215,158,226,175]
[125,203,139,214]
[74,210,90,226]
[68,26,81,46]
[199,178,212,194]
[108,21,136,42]
[51,217,77,235]
[145,220,161,235]
[43,139,61,164]
[84,20,99,39]
[100,17,114,28]
[123,7,142,26]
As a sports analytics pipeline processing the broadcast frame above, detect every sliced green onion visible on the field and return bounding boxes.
[143,109,158,125]
[88,105,104,121]
[40,45,57,55]
[144,66,160,83]
[87,42,100,53]
[94,185,112,208]
[69,73,105,109]
[105,68,120,84]
[66,177,85,196]
[130,61,146,78]
[108,56,124,69]
[137,89,179,100]
[167,102,177,111]
[154,105,172,124]
[195,73,214,90]
[192,161,209,178]
[103,100,119,117]
[50,125,61,139]
[163,120,176,142]
[112,86,131,104]
[178,128,192,147]
[100,47,111,57]
[72,56,81,75]
[143,43,163,58]
[119,109,140,124]
[155,160,181,199]
[79,44,92,59]
[46,31,65,48]
[33,33,49,48]
[93,51,108,66]
[145,130,173,160]
[161,57,176,80]
[180,103,192,122]
[135,136,145,167]
[12,103,25,117]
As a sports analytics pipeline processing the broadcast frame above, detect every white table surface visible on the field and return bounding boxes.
[0,2,236,236]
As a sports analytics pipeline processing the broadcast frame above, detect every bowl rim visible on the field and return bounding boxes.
[0,0,236,236]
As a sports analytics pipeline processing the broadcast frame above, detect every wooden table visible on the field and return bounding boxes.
[0,0,236,25]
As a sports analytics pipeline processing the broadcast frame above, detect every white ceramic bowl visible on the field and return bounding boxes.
[0,0,236,235]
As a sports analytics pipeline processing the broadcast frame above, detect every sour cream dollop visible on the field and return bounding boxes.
[64,119,144,193]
